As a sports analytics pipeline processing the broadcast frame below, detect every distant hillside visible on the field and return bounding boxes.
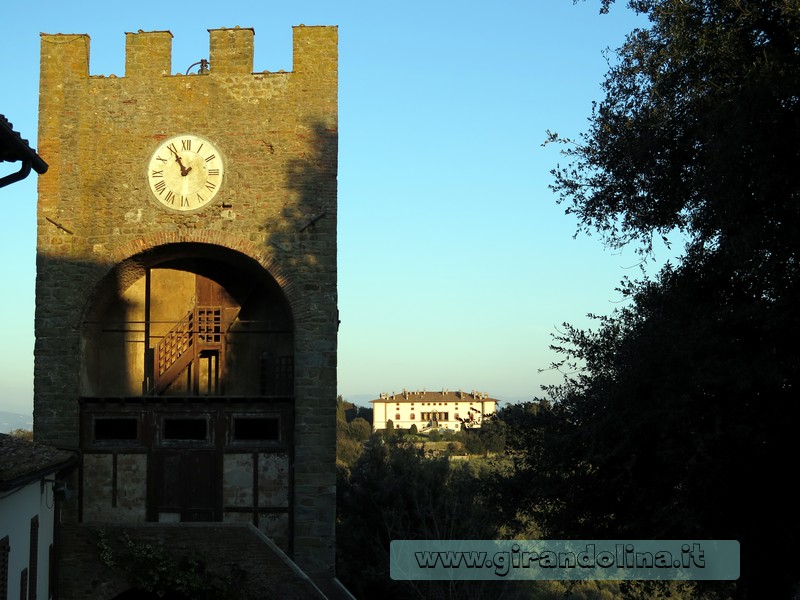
[0,411,33,434]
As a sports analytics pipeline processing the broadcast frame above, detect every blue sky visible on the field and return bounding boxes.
[0,0,672,415]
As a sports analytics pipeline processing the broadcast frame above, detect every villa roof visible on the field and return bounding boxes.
[370,389,498,404]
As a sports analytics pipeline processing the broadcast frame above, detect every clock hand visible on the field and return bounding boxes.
[176,158,191,176]
[168,146,192,176]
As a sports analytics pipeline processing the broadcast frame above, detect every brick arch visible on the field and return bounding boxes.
[81,232,305,324]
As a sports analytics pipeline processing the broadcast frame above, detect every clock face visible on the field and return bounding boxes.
[147,134,224,212]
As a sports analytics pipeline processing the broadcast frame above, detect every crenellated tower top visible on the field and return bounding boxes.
[39,25,335,79]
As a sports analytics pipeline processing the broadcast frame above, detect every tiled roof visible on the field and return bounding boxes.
[0,433,78,491]
[0,114,47,173]
[370,389,498,404]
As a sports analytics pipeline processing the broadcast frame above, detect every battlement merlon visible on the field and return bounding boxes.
[126,30,173,77]
[39,33,90,79]
[40,26,337,79]
[208,27,254,74]
[292,25,338,76]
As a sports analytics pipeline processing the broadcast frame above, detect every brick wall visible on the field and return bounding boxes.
[36,26,338,584]
[58,523,327,599]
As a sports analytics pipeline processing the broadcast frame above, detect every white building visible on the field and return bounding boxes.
[370,389,498,433]
[1,433,78,599]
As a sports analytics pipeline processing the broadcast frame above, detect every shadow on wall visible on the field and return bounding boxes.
[265,120,338,280]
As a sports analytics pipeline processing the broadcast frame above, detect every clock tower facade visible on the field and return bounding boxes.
[35,27,338,595]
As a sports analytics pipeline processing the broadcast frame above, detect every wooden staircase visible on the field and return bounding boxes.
[153,306,229,395]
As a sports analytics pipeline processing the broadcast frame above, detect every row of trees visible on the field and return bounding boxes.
[335,402,707,599]
[335,405,621,599]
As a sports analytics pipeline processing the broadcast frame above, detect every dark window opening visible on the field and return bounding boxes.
[163,419,208,441]
[233,417,280,441]
[94,418,138,441]
[1,536,9,600]
[29,516,38,600]
[20,568,27,600]
[49,544,55,600]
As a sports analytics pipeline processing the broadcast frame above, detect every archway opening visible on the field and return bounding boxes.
[76,244,295,547]
[81,243,293,398]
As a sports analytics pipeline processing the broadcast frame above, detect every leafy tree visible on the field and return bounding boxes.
[337,396,365,468]
[97,531,244,600]
[495,401,551,454]
[337,439,537,599]
[523,1,800,598]
[8,428,33,441]
[347,417,372,442]
[355,404,374,424]
[476,412,506,454]
[336,436,643,600]
[459,430,486,455]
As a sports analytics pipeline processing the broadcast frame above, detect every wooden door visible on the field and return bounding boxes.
[152,451,217,522]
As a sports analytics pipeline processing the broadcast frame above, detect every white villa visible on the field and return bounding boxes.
[370,389,498,433]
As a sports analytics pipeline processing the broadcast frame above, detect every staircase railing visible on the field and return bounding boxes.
[153,306,225,394]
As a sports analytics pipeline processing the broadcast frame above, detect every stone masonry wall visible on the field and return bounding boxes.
[36,26,338,581]
[59,522,327,599]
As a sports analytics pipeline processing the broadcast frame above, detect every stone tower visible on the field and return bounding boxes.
[35,27,338,596]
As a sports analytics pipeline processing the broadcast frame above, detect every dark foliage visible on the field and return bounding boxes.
[336,439,537,600]
[553,0,800,265]
[519,1,800,598]
[97,531,244,600]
